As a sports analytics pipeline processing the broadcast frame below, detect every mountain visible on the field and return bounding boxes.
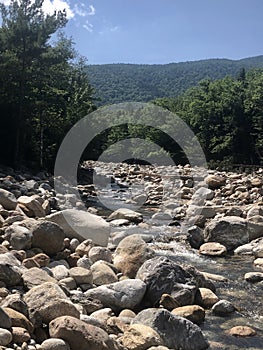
[87,55,263,106]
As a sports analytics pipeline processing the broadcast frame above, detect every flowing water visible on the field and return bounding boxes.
[85,169,263,350]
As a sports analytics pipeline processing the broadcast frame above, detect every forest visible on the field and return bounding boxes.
[0,0,262,170]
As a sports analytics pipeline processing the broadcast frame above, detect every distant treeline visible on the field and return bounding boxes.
[87,56,263,106]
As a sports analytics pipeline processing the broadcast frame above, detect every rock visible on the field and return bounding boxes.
[75,239,94,257]
[0,261,22,287]
[171,305,205,325]
[49,316,123,350]
[132,308,209,350]
[212,300,236,315]
[108,208,143,224]
[119,324,162,350]
[191,187,215,203]
[199,242,227,257]
[11,326,30,343]
[33,253,50,267]
[69,267,93,286]
[159,294,180,310]
[196,288,219,308]
[0,328,12,346]
[0,189,17,210]
[3,225,32,250]
[77,256,92,269]
[84,279,146,313]
[24,282,80,327]
[46,209,110,246]
[90,261,118,286]
[59,277,76,290]
[0,307,12,329]
[136,256,196,307]
[187,226,204,249]
[247,216,263,240]
[205,175,226,189]
[31,221,65,255]
[0,293,28,316]
[3,307,33,333]
[204,216,248,250]
[18,195,45,217]
[113,234,154,278]
[247,205,263,218]
[22,267,57,289]
[226,326,256,337]
[51,265,69,281]
[254,257,263,267]
[244,272,263,283]
[200,272,227,282]
[88,247,112,263]
[40,338,70,350]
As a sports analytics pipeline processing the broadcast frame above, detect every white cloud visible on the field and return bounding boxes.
[83,20,93,32]
[110,26,119,32]
[42,0,74,19]
[88,5,95,16]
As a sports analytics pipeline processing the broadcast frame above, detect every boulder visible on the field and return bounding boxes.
[0,307,12,329]
[196,288,219,308]
[0,328,12,346]
[3,307,33,333]
[187,226,204,249]
[49,316,123,350]
[0,189,17,210]
[3,224,32,250]
[108,208,143,224]
[247,216,263,240]
[46,209,110,246]
[199,242,227,257]
[113,234,154,278]
[84,279,146,313]
[0,293,28,316]
[244,272,263,283]
[18,195,45,217]
[69,267,93,286]
[205,175,226,189]
[211,300,236,316]
[226,326,256,337]
[119,324,162,350]
[132,308,209,350]
[0,261,22,287]
[88,247,112,263]
[90,261,118,286]
[204,216,248,250]
[11,326,30,344]
[24,282,80,326]
[171,305,205,325]
[136,256,196,307]
[22,267,57,289]
[41,338,70,350]
[31,221,65,255]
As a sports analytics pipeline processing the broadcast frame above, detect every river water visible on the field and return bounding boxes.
[84,167,263,350]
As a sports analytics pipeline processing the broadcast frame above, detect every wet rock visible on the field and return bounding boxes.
[18,195,46,217]
[212,300,236,315]
[41,338,70,350]
[136,256,196,307]
[108,208,143,224]
[24,282,80,327]
[90,261,118,286]
[204,216,248,250]
[22,267,57,289]
[84,279,146,313]
[113,234,154,278]
[11,326,30,343]
[31,221,65,255]
[244,271,263,283]
[187,226,204,249]
[196,288,219,308]
[3,307,33,333]
[171,305,205,325]
[0,189,17,210]
[0,328,12,346]
[199,242,227,257]
[226,326,256,337]
[49,315,123,350]
[46,209,110,246]
[3,225,32,250]
[132,308,209,350]
[119,324,162,350]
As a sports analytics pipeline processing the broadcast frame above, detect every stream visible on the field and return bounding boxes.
[83,164,263,350]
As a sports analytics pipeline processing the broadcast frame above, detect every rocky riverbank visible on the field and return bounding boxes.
[0,162,262,350]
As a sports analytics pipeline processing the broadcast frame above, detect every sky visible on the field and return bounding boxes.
[2,0,263,64]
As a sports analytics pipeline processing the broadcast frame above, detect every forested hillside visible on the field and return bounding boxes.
[87,56,263,105]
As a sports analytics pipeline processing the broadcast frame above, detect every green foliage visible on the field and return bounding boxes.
[0,0,95,169]
[87,57,263,106]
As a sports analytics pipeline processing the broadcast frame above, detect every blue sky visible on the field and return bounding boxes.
[2,0,263,64]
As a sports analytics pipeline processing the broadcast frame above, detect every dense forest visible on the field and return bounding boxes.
[0,0,262,171]
[0,0,95,169]
[87,57,263,105]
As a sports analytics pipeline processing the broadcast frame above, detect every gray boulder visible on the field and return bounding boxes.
[0,189,17,210]
[132,308,209,350]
